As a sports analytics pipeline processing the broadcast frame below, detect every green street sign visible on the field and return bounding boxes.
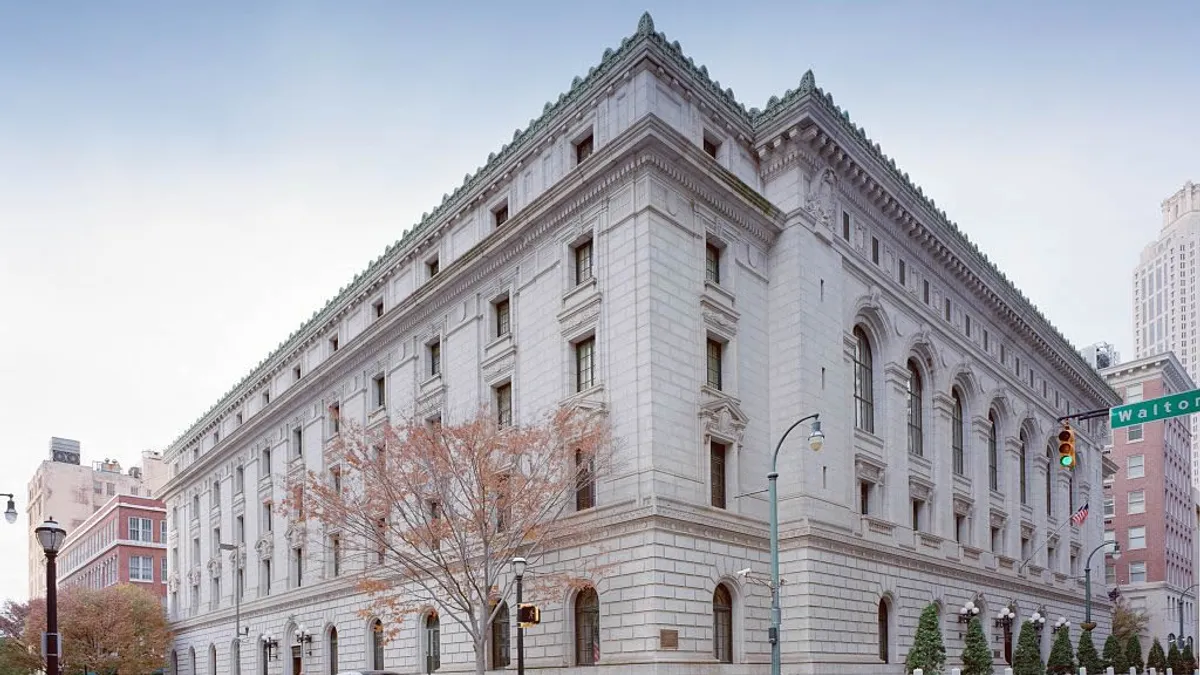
[1110,389,1200,429]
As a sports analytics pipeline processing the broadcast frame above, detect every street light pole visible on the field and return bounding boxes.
[1083,540,1120,629]
[512,557,527,675]
[35,517,67,675]
[219,544,248,644]
[768,414,824,675]
[1178,583,1199,646]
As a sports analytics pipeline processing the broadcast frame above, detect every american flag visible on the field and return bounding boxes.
[1070,502,1089,526]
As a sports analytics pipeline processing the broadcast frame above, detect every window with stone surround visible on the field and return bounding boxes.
[424,611,441,672]
[1127,454,1145,479]
[852,327,874,433]
[574,587,601,666]
[492,201,510,228]
[713,585,733,663]
[1128,525,1146,550]
[575,448,595,511]
[710,441,727,509]
[702,131,721,160]
[428,339,442,378]
[1129,561,1146,583]
[871,236,880,264]
[705,240,722,284]
[327,627,338,675]
[859,481,872,515]
[706,338,724,390]
[1128,490,1145,514]
[877,598,891,663]
[842,212,851,241]
[987,411,1000,491]
[911,498,925,532]
[574,132,594,165]
[1018,429,1029,505]
[495,383,512,428]
[372,373,386,410]
[573,237,594,286]
[493,295,511,338]
[951,389,965,475]
[490,603,510,669]
[370,619,385,669]
[574,336,595,392]
[427,255,440,278]
[905,360,923,456]
[1045,440,1055,517]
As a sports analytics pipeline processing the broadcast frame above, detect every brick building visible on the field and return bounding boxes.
[1101,353,1197,643]
[59,494,168,599]
[162,13,1117,675]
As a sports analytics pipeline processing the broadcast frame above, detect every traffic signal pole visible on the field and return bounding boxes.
[1055,407,1111,424]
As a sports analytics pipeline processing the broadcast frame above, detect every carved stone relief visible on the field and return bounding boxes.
[804,166,838,227]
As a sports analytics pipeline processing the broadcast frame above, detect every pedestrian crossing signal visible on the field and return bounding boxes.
[1057,424,1076,469]
[517,603,540,627]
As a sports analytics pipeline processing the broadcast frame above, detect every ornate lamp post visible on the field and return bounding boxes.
[294,626,313,656]
[1082,540,1120,630]
[35,517,67,675]
[768,414,823,675]
[957,599,981,638]
[512,556,527,675]
[1176,583,1200,647]
[1053,616,1071,634]
[1028,608,1048,639]
[260,634,279,661]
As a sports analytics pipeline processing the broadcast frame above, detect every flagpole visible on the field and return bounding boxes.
[1018,503,1088,574]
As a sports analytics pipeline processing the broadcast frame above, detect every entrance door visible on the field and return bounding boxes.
[291,645,302,675]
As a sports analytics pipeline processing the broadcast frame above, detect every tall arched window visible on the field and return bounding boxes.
[327,627,338,675]
[906,360,923,456]
[231,640,240,675]
[878,599,890,663]
[951,389,965,475]
[490,603,510,669]
[713,585,733,663]
[1045,440,1055,517]
[209,645,217,675]
[574,587,601,666]
[172,651,179,675]
[1019,429,1029,505]
[424,612,441,673]
[190,648,197,675]
[853,327,875,433]
[987,411,999,491]
[370,619,384,670]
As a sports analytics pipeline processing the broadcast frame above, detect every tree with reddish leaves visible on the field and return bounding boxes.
[21,585,170,675]
[291,405,614,675]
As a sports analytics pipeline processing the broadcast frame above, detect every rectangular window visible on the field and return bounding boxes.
[1128,490,1146,514]
[130,555,154,582]
[574,238,594,285]
[1127,455,1145,479]
[911,500,924,532]
[944,298,951,321]
[492,202,510,227]
[710,441,727,509]
[331,536,341,577]
[1105,563,1115,584]
[1128,526,1146,550]
[330,403,341,435]
[235,466,244,494]
[1000,344,1007,364]
[898,259,906,285]
[236,515,245,544]
[129,517,153,542]
[162,556,168,582]
[702,134,720,159]
[429,340,442,377]
[990,527,1001,554]
[262,559,272,596]
[705,243,721,284]
[574,132,594,164]
[575,449,596,511]
[922,280,930,305]
[427,257,440,278]
[235,412,243,426]
[262,502,273,533]
[329,335,339,353]
[984,330,990,352]
[293,365,302,382]
[871,237,880,264]
[954,515,965,543]
[373,373,386,409]
[293,427,303,457]
[1127,424,1144,441]
[1103,497,1115,517]
[262,390,270,407]
[842,212,851,241]
[293,547,304,588]
[494,297,511,338]
[575,337,596,392]
[706,339,723,390]
[495,383,512,428]
[859,482,871,516]
[1129,561,1147,583]
[373,298,384,319]
[965,315,972,337]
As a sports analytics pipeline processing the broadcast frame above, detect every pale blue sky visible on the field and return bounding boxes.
[0,1,1195,600]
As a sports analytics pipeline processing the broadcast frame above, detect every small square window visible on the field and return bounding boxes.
[493,202,509,227]
[574,132,594,164]
[329,335,340,353]
[373,299,384,319]
[429,340,442,378]
[427,257,440,278]
[494,296,511,338]
[702,134,720,159]
[574,238,594,286]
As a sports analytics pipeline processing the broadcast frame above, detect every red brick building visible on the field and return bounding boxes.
[1102,352,1196,643]
[59,494,167,598]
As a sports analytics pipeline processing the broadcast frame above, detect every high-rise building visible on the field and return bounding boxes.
[161,14,1117,674]
[1101,353,1196,643]
[26,439,165,599]
[58,494,168,600]
[1133,181,1200,487]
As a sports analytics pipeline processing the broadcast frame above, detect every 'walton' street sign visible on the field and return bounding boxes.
[1110,389,1200,429]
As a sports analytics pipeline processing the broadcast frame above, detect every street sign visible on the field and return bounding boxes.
[1110,388,1200,429]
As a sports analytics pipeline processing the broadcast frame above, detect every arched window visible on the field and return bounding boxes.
[1019,429,1029,505]
[490,603,510,669]
[189,648,197,675]
[574,587,601,666]
[713,585,733,663]
[424,612,441,673]
[327,627,338,675]
[878,599,890,663]
[906,360,923,456]
[951,389,965,475]
[231,640,240,675]
[370,619,384,670]
[853,328,875,433]
[987,411,999,491]
[209,645,217,675]
[171,651,179,675]
[1045,440,1055,517]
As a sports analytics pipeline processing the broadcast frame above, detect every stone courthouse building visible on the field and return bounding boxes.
[162,13,1119,675]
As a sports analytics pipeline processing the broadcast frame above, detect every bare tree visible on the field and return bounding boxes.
[291,405,613,675]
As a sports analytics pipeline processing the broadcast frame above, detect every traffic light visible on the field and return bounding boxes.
[517,603,541,627]
[1057,423,1076,469]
